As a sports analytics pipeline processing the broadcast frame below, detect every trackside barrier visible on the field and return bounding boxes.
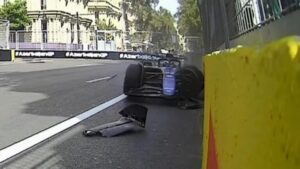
[202,37,300,169]
[14,50,163,61]
[0,50,15,62]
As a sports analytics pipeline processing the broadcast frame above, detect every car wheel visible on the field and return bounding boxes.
[123,63,143,95]
[176,65,204,98]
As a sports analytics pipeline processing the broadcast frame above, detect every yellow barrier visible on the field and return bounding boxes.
[11,49,15,61]
[202,37,300,169]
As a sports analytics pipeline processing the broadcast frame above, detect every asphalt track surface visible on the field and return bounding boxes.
[0,58,203,169]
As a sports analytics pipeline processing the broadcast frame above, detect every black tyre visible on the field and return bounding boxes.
[123,63,143,95]
[176,65,204,98]
[184,65,204,90]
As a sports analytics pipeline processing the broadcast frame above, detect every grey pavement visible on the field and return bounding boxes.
[0,59,129,148]
[0,59,203,169]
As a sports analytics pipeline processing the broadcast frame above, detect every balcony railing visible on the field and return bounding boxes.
[88,0,120,11]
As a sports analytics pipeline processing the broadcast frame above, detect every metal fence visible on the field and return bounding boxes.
[231,0,300,37]
[7,29,204,55]
[184,36,204,53]
[200,0,300,53]
[126,31,181,54]
[0,19,10,49]
[9,30,96,51]
[125,32,203,54]
[8,30,185,53]
[96,30,125,51]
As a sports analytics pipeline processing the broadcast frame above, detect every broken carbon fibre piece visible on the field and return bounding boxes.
[83,104,148,137]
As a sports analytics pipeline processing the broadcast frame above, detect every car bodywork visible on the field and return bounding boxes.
[123,58,204,99]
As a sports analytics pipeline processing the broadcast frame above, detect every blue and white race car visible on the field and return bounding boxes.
[123,56,204,99]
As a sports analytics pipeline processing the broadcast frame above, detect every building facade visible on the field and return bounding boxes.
[1,0,135,50]
[0,0,94,50]
[27,0,92,46]
[88,0,123,29]
[88,0,127,51]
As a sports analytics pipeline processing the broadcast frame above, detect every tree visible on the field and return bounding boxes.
[96,19,117,41]
[0,0,31,30]
[96,19,117,30]
[150,7,178,50]
[177,0,202,36]
[150,7,176,33]
[124,0,179,52]
[125,0,158,31]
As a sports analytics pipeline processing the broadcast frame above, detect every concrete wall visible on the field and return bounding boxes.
[202,37,300,169]
[184,52,204,72]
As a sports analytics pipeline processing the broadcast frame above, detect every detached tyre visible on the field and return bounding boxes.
[176,65,204,98]
[123,63,143,95]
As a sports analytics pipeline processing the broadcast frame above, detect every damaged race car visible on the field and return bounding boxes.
[123,56,204,100]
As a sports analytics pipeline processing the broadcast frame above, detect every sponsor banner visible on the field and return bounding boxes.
[16,51,56,57]
[65,52,108,58]
[119,53,161,60]
[15,50,162,61]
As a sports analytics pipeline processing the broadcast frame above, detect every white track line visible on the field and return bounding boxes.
[86,74,117,83]
[75,64,101,67]
[86,77,111,83]
[0,94,127,163]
